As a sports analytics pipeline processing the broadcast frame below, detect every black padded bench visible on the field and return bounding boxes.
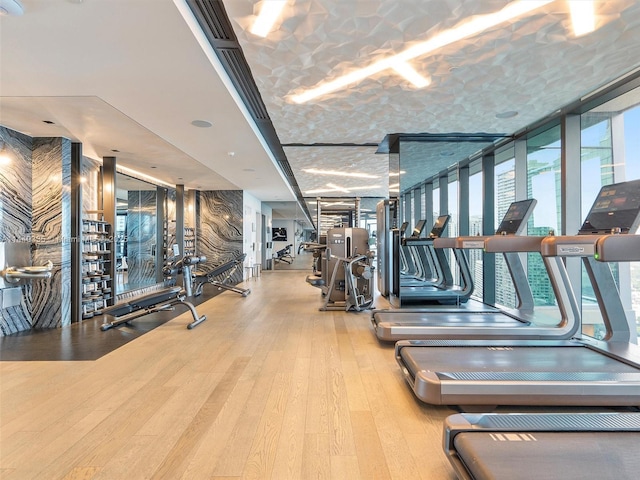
[101,286,206,331]
[192,254,251,297]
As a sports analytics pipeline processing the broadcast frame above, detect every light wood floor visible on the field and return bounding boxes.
[0,270,458,480]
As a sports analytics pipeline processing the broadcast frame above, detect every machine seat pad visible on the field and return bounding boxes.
[306,275,325,287]
[104,287,182,317]
[194,254,246,280]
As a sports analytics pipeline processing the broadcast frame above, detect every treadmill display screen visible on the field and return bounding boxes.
[411,220,427,238]
[579,179,640,234]
[429,215,450,238]
[399,221,409,236]
[495,199,537,235]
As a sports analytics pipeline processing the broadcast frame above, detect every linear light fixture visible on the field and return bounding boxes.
[250,0,287,37]
[391,61,430,88]
[389,170,406,177]
[306,183,381,194]
[290,0,553,103]
[568,0,595,37]
[326,182,350,193]
[302,168,379,179]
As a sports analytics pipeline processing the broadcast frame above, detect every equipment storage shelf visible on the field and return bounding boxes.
[81,219,113,320]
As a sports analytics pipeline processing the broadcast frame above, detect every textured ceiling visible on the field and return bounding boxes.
[2,1,640,230]
[225,0,640,212]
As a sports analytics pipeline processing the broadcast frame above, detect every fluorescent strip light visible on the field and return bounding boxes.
[291,0,552,103]
[391,61,430,88]
[305,187,344,194]
[389,170,406,177]
[250,0,287,37]
[342,184,382,191]
[302,168,379,179]
[326,183,350,193]
[568,0,595,37]
[388,183,400,189]
[116,165,175,189]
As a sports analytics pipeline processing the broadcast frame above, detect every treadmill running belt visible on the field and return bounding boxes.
[453,431,640,480]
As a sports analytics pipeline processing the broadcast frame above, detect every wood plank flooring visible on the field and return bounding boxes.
[0,270,458,479]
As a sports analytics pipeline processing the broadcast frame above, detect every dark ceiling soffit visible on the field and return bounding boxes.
[376,132,509,154]
[185,0,314,226]
[282,142,379,147]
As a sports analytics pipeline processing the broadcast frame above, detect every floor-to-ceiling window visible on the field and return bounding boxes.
[581,86,640,339]
[494,152,516,308]
[468,161,483,300]
[526,126,562,322]
[448,171,459,284]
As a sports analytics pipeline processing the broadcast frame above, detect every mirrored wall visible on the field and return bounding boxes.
[115,173,158,292]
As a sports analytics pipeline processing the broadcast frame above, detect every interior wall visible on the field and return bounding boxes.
[196,190,243,284]
[243,191,263,271]
[0,126,72,335]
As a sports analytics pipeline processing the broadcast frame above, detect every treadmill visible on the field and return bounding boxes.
[391,215,474,306]
[399,220,436,286]
[442,234,640,480]
[400,216,450,288]
[373,199,577,341]
[395,179,640,408]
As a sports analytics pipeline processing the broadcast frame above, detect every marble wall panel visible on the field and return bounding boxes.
[30,137,72,329]
[196,191,243,284]
[0,126,32,242]
[0,127,32,334]
[127,190,157,287]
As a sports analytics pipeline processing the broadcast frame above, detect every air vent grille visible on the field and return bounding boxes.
[189,0,236,41]
[219,49,270,120]
[186,0,314,226]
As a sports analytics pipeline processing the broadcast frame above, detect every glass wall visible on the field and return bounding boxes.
[468,161,483,300]
[526,125,562,321]
[581,86,640,338]
[447,172,459,283]
[494,155,516,308]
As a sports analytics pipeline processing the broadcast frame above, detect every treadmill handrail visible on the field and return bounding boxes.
[484,235,546,253]
[595,234,640,262]
[540,234,603,257]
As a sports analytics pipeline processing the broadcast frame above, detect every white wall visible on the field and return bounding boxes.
[243,191,263,276]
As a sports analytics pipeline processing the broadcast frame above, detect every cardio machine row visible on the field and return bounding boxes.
[372,178,640,480]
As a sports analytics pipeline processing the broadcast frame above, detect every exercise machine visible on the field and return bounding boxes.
[192,253,251,297]
[100,286,206,330]
[395,179,640,408]
[307,227,375,311]
[372,199,548,342]
[274,244,293,264]
[442,234,640,480]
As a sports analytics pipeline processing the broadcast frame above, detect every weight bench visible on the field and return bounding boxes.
[192,254,251,297]
[100,286,206,331]
[274,244,293,264]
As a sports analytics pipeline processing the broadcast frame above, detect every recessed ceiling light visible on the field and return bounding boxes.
[191,120,212,128]
[111,149,120,153]
[495,110,518,119]
[440,151,455,157]
[290,0,552,103]
[243,168,255,172]
[150,166,157,169]
[178,177,183,180]
[0,0,24,16]
[42,120,55,124]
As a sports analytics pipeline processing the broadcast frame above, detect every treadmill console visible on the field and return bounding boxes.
[579,178,640,235]
[429,215,450,239]
[495,198,537,235]
[410,220,427,238]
